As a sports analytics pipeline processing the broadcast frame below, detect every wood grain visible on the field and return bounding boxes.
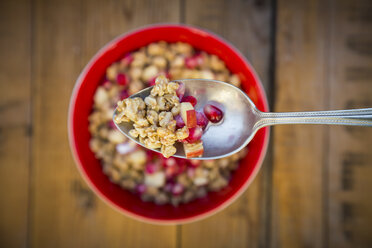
[327,0,372,247]
[181,0,273,247]
[2,0,372,247]
[0,0,31,247]
[30,0,179,247]
[272,0,330,247]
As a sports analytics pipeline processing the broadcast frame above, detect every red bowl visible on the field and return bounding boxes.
[68,24,269,224]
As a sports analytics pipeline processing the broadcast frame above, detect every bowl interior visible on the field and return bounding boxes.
[69,25,269,223]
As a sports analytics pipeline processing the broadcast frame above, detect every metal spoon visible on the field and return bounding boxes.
[114,79,372,160]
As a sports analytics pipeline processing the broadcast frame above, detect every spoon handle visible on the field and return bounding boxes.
[255,108,372,128]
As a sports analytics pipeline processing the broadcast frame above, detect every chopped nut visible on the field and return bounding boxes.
[148,43,165,56]
[129,129,139,138]
[106,64,118,80]
[142,65,159,82]
[145,172,165,187]
[146,110,159,124]
[129,67,142,80]
[152,56,167,69]
[129,81,144,95]
[176,126,189,140]
[171,105,180,116]
[230,74,241,87]
[161,145,176,158]
[107,130,126,144]
[159,111,173,127]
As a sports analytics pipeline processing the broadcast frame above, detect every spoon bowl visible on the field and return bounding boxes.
[114,79,372,160]
[114,79,261,160]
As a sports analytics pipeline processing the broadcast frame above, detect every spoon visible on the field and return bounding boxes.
[114,79,372,160]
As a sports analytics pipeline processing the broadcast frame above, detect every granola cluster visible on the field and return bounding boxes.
[114,76,188,158]
[89,41,247,206]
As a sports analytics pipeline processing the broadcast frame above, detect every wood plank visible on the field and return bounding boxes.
[272,0,330,247]
[327,0,372,247]
[30,0,180,247]
[181,0,273,247]
[0,0,31,247]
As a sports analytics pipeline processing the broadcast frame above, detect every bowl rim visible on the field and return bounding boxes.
[68,23,270,225]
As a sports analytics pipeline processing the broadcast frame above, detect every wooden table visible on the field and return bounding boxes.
[1,0,371,247]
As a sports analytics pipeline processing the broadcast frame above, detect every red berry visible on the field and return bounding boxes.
[185,57,198,69]
[176,82,185,100]
[119,90,129,100]
[136,184,146,194]
[185,54,204,69]
[203,104,224,123]
[146,150,157,160]
[145,163,158,174]
[194,53,204,66]
[187,168,195,178]
[165,165,178,179]
[184,126,203,143]
[175,115,185,129]
[148,76,157,86]
[181,95,197,107]
[102,80,112,89]
[164,158,177,167]
[121,53,134,67]
[188,160,201,168]
[172,183,184,195]
[177,161,187,174]
[164,182,174,192]
[196,111,209,130]
[108,120,116,129]
[116,73,128,86]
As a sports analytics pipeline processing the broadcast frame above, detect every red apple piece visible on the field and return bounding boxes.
[180,102,197,128]
[183,141,204,158]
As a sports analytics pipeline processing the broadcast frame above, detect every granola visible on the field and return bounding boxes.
[89,41,246,206]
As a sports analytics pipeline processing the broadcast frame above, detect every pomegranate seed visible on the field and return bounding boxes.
[119,90,129,100]
[194,53,204,66]
[116,73,128,86]
[121,53,134,67]
[172,183,184,195]
[108,120,116,129]
[145,163,158,174]
[164,182,174,192]
[178,162,187,174]
[148,76,157,86]
[181,95,197,107]
[185,56,198,69]
[176,82,185,100]
[185,54,204,69]
[184,126,203,143]
[164,158,177,167]
[203,104,224,123]
[136,184,146,194]
[102,80,112,89]
[196,111,209,130]
[187,168,195,178]
[165,165,178,179]
[146,150,156,160]
[175,115,185,129]
[188,160,201,168]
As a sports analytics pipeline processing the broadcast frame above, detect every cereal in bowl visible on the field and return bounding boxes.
[89,41,247,206]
